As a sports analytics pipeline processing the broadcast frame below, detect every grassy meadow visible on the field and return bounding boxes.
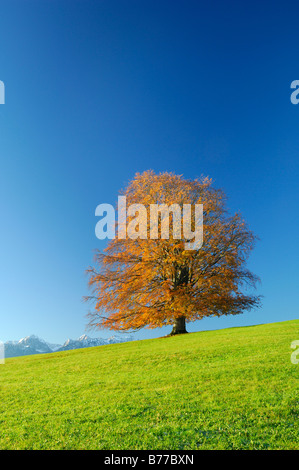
[0,320,298,450]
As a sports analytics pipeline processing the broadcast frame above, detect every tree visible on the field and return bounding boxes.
[85,170,261,335]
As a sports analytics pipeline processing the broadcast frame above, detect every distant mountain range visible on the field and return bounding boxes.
[3,333,134,358]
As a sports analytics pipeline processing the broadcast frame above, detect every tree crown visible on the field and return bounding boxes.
[85,170,261,333]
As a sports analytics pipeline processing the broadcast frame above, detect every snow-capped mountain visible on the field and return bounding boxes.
[56,335,107,352]
[3,333,133,358]
[56,333,133,352]
[18,335,53,353]
[4,335,53,358]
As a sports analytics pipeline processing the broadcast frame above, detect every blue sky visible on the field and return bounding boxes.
[0,1,298,344]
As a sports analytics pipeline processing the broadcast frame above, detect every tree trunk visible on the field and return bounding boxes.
[170,316,188,335]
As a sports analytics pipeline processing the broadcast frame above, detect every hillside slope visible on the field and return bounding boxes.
[0,320,298,450]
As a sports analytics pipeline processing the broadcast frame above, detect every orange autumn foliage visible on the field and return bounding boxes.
[85,171,261,334]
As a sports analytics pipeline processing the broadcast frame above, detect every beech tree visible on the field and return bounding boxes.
[85,171,261,335]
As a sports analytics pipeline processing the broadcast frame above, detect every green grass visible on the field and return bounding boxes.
[0,320,298,450]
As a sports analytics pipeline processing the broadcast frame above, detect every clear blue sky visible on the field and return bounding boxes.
[0,1,298,344]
